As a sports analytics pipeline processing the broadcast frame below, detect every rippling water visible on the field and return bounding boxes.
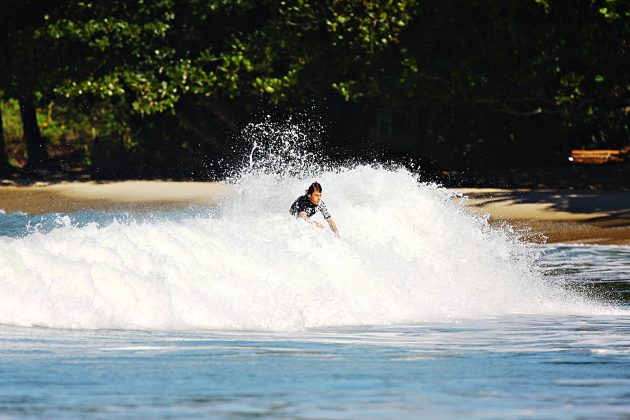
[1,296,628,417]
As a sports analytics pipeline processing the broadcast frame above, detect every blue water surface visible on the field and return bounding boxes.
[0,208,210,238]
[1,314,629,418]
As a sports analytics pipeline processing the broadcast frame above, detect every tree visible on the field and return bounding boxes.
[39,0,416,140]
[0,104,7,174]
[41,0,262,147]
[335,0,630,166]
[4,0,625,174]
[0,0,63,169]
[19,95,48,167]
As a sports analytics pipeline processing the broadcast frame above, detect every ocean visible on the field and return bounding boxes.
[1,164,628,418]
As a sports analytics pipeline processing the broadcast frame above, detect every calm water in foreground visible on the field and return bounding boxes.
[0,245,628,418]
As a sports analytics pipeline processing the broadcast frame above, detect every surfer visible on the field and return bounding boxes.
[290,182,340,237]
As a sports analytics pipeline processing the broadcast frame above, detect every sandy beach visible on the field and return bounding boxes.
[1,181,628,245]
[454,189,630,245]
[0,181,230,214]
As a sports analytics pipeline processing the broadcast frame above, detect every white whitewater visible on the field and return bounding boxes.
[0,123,623,330]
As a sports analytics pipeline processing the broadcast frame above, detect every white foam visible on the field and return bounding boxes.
[0,164,623,331]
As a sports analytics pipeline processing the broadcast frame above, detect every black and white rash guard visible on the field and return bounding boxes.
[289,195,331,219]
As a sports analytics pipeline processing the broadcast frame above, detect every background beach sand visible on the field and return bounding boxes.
[455,189,630,245]
[1,182,628,245]
[0,181,229,214]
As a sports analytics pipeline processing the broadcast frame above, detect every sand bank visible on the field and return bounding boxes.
[454,189,630,245]
[1,182,628,245]
[0,181,230,214]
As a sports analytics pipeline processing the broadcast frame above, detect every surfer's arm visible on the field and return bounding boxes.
[318,202,339,237]
[298,211,325,229]
[326,217,340,238]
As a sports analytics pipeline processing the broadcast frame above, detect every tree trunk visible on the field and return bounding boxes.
[19,95,48,169]
[0,106,9,174]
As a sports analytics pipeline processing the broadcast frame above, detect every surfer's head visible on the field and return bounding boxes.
[306,182,322,205]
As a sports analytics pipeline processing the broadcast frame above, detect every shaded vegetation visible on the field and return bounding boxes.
[0,0,628,179]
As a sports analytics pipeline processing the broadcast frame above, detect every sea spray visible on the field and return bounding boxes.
[0,123,622,330]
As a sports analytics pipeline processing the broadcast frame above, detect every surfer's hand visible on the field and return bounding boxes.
[313,221,325,229]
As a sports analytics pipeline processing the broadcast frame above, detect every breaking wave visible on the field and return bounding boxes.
[0,122,623,330]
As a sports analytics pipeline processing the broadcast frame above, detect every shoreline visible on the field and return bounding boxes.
[0,181,230,214]
[1,182,628,245]
[454,188,630,245]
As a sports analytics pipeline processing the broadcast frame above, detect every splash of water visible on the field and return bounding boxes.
[0,123,623,331]
[231,116,330,181]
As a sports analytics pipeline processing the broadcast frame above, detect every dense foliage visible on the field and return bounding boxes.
[0,0,628,176]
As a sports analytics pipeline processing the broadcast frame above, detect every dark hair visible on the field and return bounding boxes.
[306,182,322,195]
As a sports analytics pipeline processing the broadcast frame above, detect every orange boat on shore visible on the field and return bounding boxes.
[569,147,629,164]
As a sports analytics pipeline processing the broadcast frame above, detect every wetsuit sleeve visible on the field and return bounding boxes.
[289,198,299,217]
[289,196,304,217]
[319,201,331,219]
